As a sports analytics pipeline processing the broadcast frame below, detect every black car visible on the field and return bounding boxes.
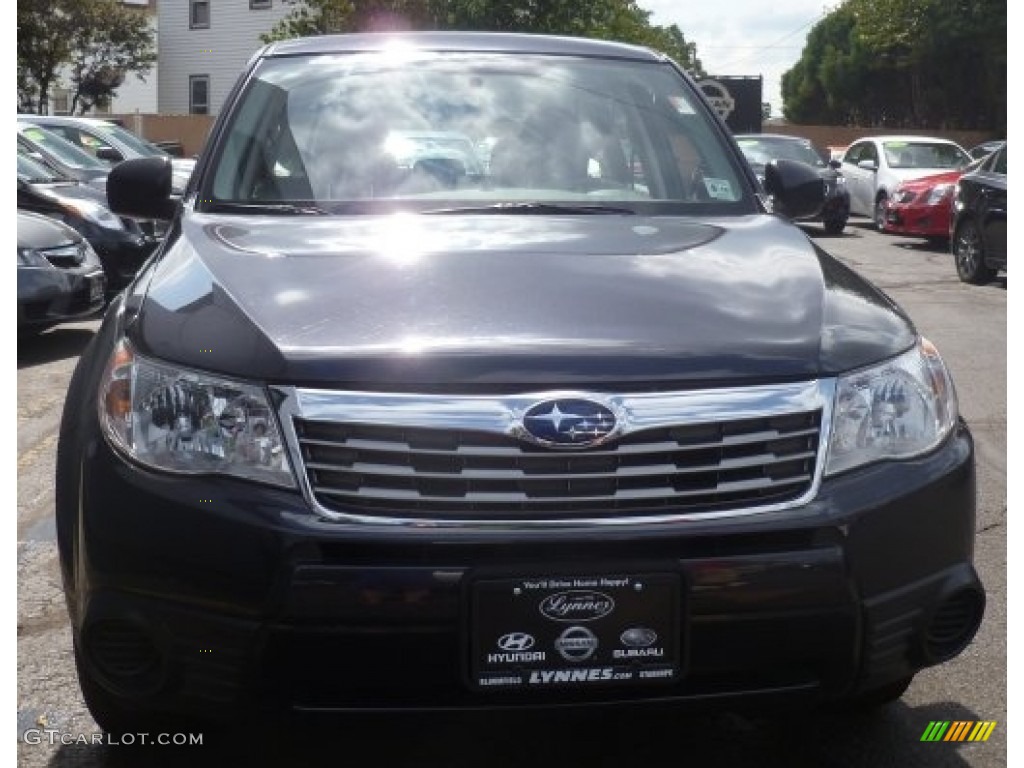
[735,133,851,234]
[951,142,1006,284]
[967,140,1005,160]
[17,153,157,294]
[18,210,106,333]
[58,32,983,734]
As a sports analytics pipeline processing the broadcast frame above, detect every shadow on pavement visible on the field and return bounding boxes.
[42,700,996,768]
[18,327,96,369]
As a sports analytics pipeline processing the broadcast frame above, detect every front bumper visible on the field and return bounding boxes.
[67,424,981,718]
[884,201,952,238]
[17,266,105,328]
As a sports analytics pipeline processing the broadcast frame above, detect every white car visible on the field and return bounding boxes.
[840,136,971,229]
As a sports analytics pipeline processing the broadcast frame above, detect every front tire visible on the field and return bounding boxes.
[954,220,995,284]
[823,213,848,235]
[874,193,889,231]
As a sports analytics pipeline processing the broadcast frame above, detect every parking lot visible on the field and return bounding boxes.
[17,219,1006,767]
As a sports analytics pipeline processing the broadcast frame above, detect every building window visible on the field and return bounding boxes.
[53,89,70,115]
[190,75,210,115]
[250,0,271,8]
[190,0,210,29]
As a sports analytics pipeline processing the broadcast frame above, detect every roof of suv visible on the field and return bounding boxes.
[263,32,665,61]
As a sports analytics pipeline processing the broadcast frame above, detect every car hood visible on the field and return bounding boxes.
[17,211,79,250]
[886,167,962,185]
[895,169,963,190]
[30,180,109,207]
[131,213,915,387]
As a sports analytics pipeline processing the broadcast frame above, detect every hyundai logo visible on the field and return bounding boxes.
[521,398,617,448]
[497,632,536,652]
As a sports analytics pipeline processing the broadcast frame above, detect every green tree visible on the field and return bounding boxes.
[17,0,155,114]
[261,0,703,73]
[781,0,1005,132]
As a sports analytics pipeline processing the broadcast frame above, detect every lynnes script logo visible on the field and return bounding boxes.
[522,398,617,448]
[539,590,615,623]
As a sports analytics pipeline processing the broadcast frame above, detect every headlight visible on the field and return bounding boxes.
[834,175,846,186]
[60,199,124,230]
[825,338,958,476]
[17,247,52,268]
[925,183,954,205]
[99,340,295,487]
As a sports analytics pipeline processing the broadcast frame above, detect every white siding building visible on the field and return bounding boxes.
[158,0,292,116]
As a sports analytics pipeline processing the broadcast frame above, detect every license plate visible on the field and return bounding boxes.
[470,573,680,691]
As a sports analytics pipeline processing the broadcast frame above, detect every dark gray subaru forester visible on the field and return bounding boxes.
[57,32,983,732]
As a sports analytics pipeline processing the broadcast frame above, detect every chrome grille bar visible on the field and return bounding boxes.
[272,381,834,528]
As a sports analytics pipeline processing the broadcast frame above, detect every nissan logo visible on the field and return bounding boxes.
[497,632,536,652]
[554,626,599,662]
[539,590,615,622]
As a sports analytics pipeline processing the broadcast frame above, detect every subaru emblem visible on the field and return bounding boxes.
[521,398,617,448]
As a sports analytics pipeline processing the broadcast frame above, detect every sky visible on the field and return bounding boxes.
[642,1,832,117]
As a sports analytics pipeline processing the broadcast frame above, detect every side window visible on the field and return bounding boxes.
[993,147,1006,175]
[843,143,864,164]
[861,142,878,164]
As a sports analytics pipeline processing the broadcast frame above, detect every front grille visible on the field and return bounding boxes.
[294,410,822,519]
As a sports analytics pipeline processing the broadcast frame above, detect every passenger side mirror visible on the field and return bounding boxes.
[829,159,841,170]
[763,159,825,220]
[106,157,177,221]
[96,146,124,162]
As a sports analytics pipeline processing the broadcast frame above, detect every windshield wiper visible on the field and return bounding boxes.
[422,202,637,216]
[201,201,329,215]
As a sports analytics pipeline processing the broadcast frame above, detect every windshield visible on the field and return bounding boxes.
[735,136,826,168]
[17,152,65,183]
[18,124,109,171]
[883,141,970,170]
[96,123,170,158]
[205,52,751,213]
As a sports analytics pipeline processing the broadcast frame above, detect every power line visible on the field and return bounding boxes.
[709,10,828,71]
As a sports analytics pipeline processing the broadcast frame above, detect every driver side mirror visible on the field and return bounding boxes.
[106,157,177,221]
[857,159,878,171]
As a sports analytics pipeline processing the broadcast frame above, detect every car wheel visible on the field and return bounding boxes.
[823,213,847,235]
[954,220,996,284]
[874,194,888,231]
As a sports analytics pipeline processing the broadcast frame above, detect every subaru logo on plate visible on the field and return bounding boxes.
[497,632,536,652]
[521,398,617,448]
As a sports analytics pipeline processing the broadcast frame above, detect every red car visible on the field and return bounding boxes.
[884,158,982,241]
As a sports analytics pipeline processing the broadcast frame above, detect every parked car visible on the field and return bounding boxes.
[840,136,971,229]
[883,156,985,242]
[17,121,110,191]
[951,142,1007,283]
[58,32,982,734]
[19,115,196,193]
[735,133,850,233]
[18,210,106,334]
[18,152,157,294]
[967,140,1005,160]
